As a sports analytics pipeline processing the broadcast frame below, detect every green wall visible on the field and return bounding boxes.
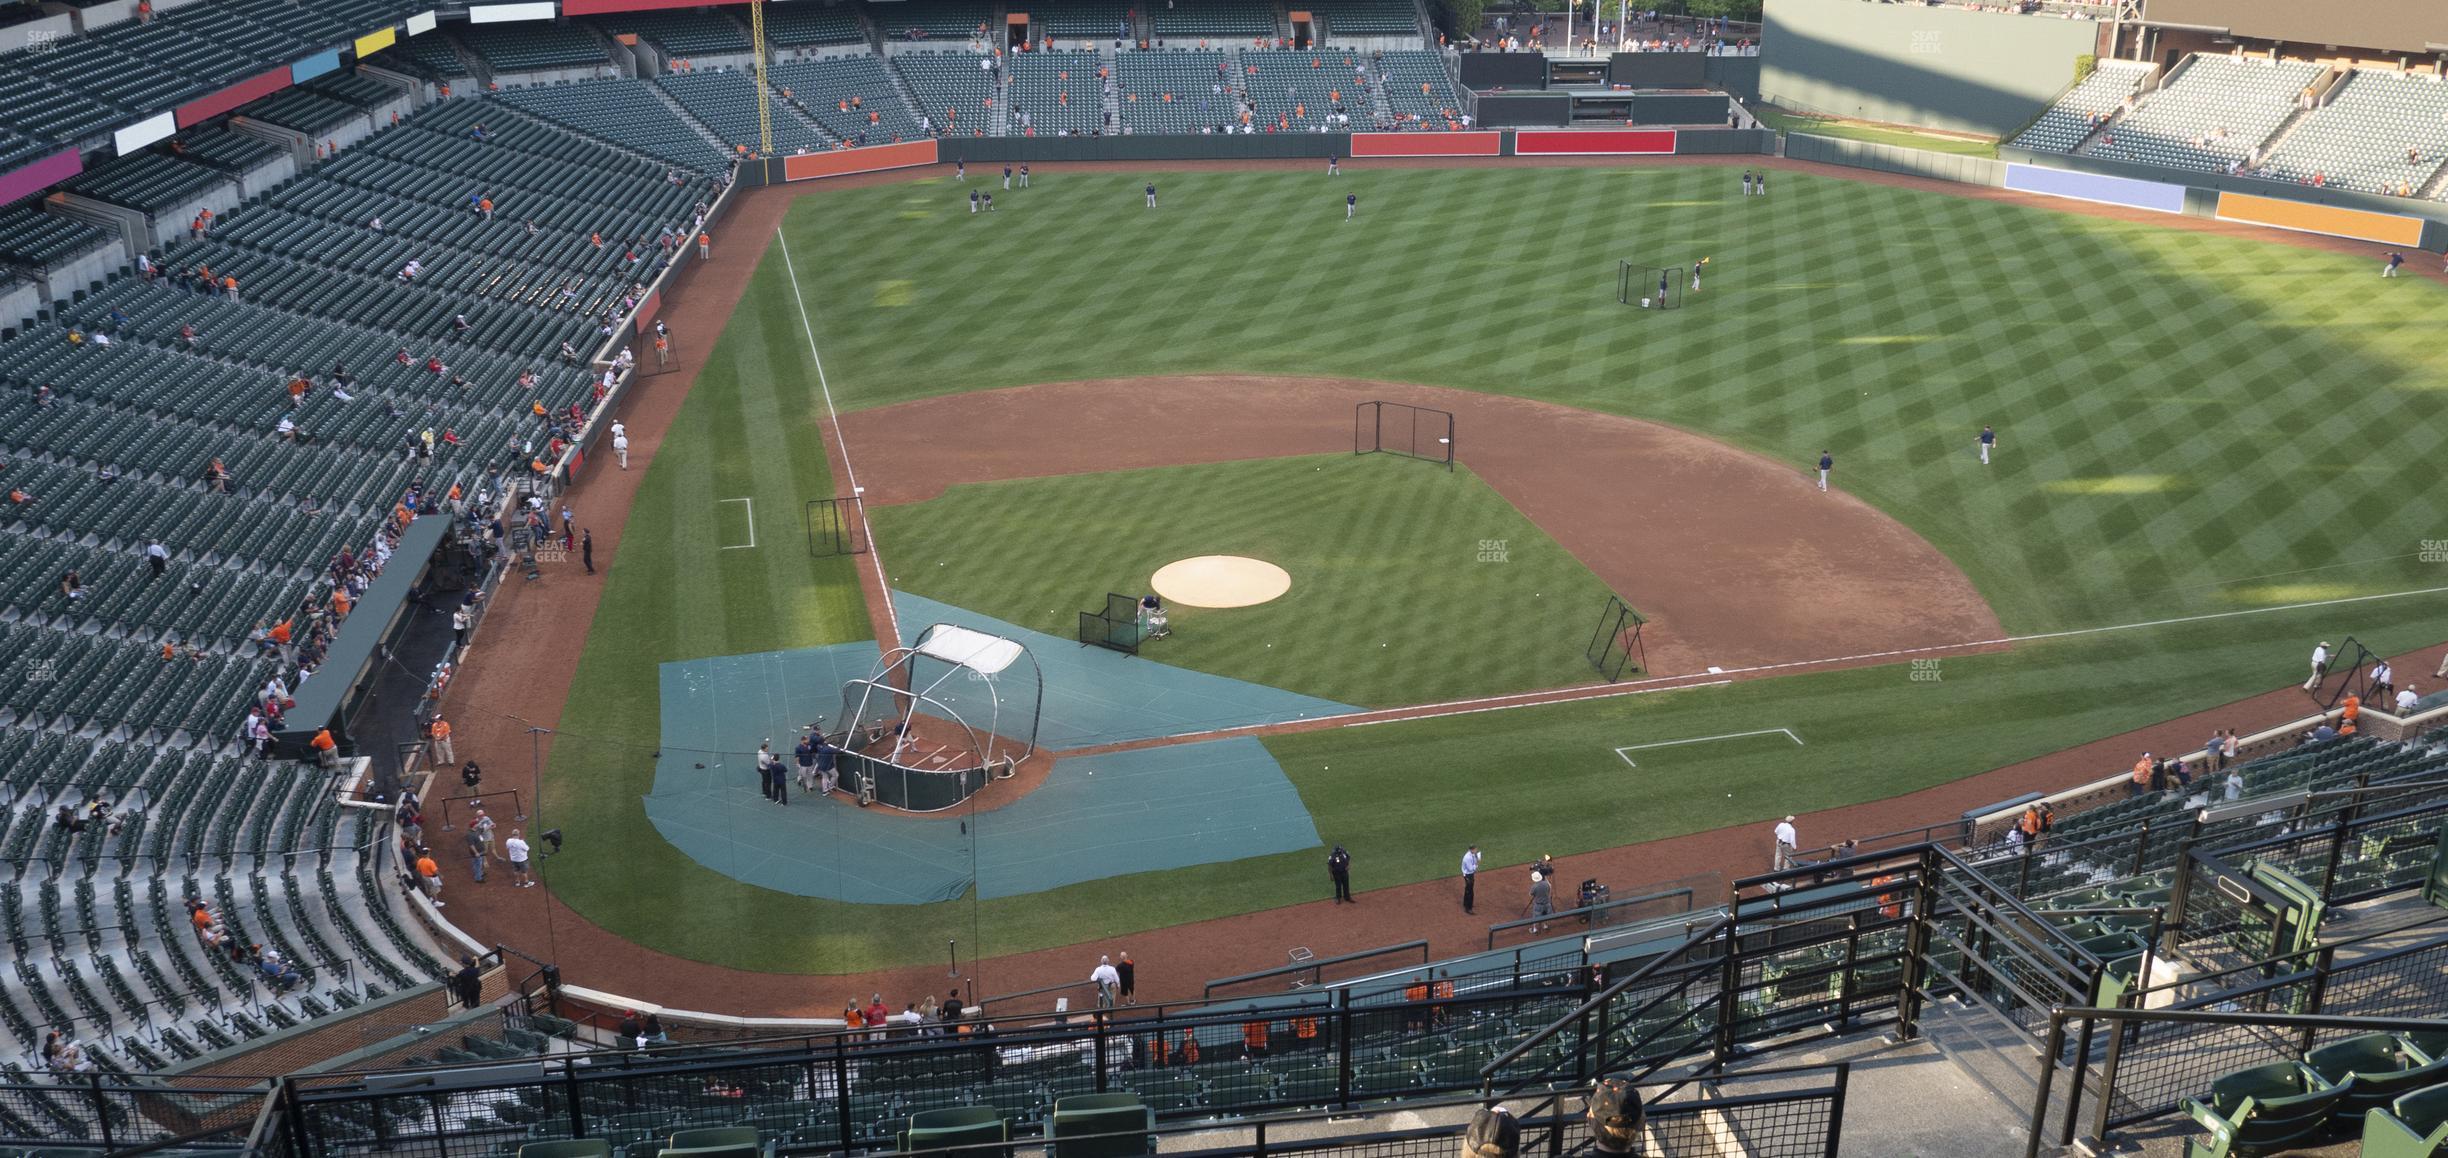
[1759,0,2096,138]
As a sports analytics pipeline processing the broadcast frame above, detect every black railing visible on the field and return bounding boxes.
[1484,885,1696,949]
[0,1074,271,1152]
[2036,1007,2448,1158]
[1203,940,1431,999]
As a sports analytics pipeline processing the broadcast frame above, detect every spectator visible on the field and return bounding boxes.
[506,829,533,886]
[414,848,444,906]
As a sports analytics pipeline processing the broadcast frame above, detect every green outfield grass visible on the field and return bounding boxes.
[531,164,2448,974]
[868,454,1622,706]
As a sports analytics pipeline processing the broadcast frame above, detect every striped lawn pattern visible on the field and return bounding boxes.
[869,454,1622,707]
[530,164,2448,973]
[791,166,2448,637]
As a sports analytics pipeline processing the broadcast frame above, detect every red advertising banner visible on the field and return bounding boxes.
[1513,129,1676,155]
[176,68,293,129]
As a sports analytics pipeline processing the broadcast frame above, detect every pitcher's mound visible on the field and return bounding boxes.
[1152,556,1293,609]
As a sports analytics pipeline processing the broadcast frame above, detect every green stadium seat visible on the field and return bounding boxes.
[2180,1062,2354,1158]
[2362,1082,2448,1158]
[899,1106,1008,1158]
[2306,1035,2448,1117]
[520,1141,612,1158]
[1048,1093,1152,1158]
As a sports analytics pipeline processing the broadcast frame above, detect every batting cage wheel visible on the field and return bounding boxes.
[1618,261,1683,310]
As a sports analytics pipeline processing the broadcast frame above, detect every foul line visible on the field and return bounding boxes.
[719,497,756,549]
[1107,581,2448,749]
[775,225,900,648]
[1613,727,1802,768]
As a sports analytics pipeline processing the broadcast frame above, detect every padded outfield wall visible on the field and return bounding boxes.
[1759,0,2100,139]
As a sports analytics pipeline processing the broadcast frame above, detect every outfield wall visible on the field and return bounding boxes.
[2001,146,2447,249]
[1759,0,2100,139]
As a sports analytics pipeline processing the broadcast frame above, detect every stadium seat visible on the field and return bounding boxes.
[1048,1093,1153,1158]
[2306,1035,2448,1117]
[2363,1082,2448,1158]
[899,1106,1008,1157]
[2180,1062,2354,1158]
[520,1141,612,1158]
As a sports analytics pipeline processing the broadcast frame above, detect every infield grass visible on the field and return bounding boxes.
[867,454,1621,707]
[533,164,2448,974]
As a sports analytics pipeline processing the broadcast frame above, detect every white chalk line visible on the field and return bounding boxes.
[776,225,900,647]
[719,496,756,549]
[1120,581,2448,749]
[1613,727,1802,768]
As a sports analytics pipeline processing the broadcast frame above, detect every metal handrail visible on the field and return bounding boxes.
[1203,939,1430,997]
[1479,914,1733,1088]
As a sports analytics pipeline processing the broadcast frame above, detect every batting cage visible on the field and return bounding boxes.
[834,623,1042,811]
[1354,400,1456,470]
[1078,592,1144,655]
[805,496,868,557]
[1585,594,1647,682]
[1619,262,1684,310]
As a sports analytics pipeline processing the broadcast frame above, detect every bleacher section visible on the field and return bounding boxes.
[63,149,230,217]
[495,79,734,172]
[1116,52,1235,133]
[1035,0,1135,42]
[1309,0,1422,38]
[0,206,111,271]
[0,90,733,1080]
[1379,51,1460,126]
[2253,69,2448,197]
[1973,736,2448,902]
[243,89,371,139]
[1007,51,1104,136]
[457,21,612,74]
[595,10,753,58]
[773,57,929,143]
[397,30,473,79]
[764,1,869,49]
[878,0,998,42]
[659,69,835,154]
[2081,54,2326,173]
[1241,50,1367,131]
[173,128,289,176]
[2009,59,2150,154]
[1153,0,1280,43]
[894,52,999,136]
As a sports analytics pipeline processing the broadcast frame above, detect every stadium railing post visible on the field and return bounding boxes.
[562,1063,587,1142]
[1093,1015,1111,1092]
[832,1040,855,1153]
[1335,1005,1356,1110]
[2024,1015,2067,1158]
[1836,914,1861,1028]
[1713,927,1740,1064]
[2064,1002,2099,1147]
[85,1072,112,1152]
[1825,1061,1851,1158]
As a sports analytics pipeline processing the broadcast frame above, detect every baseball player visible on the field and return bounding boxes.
[1977,425,1996,465]
[1145,182,1157,208]
[1817,450,1833,492]
[1345,192,1357,221]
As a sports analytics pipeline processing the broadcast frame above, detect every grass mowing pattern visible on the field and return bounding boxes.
[535,165,2448,973]
[789,165,2448,636]
[868,454,1621,707]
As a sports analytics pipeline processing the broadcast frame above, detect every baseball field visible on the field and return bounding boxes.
[507,161,2448,979]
